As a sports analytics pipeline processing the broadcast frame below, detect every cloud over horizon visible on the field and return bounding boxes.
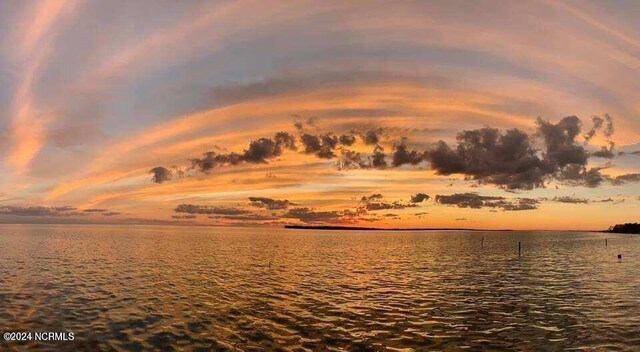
[435,193,540,211]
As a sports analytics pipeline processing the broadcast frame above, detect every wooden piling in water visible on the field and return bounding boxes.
[605,238,608,247]
[481,236,484,249]
[518,241,521,257]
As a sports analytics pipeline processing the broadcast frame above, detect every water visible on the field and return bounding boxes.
[0,224,639,351]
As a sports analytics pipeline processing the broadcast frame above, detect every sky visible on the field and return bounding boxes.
[0,0,639,230]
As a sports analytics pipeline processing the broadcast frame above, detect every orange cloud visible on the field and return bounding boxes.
[4,0,78,174]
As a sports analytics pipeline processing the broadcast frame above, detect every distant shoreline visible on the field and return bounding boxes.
[0,223,607,232]
[603,223,640,234]
[284,225,514,232]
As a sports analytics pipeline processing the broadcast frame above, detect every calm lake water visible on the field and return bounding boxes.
[0,224,639,351]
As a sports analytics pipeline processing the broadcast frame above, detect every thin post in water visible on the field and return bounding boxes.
[481,236,484,249]
[518,241,521,257]
[605,238,608,247]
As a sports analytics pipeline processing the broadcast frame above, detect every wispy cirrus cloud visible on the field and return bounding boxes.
[4,0,79,174]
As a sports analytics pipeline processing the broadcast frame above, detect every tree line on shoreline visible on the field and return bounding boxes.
[605,223,640,234]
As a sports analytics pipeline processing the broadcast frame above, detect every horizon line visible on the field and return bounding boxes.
[0,221,610,232]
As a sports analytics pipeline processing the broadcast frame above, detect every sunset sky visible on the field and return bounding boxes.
[1,0,639,230]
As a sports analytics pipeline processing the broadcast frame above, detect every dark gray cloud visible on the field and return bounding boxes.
[102,212,121,216]
[190,151,243,171]
[584,114,614,142]
[556,164,608,188]
[610,173,640,185]
[338,134,356,146]
[335,115,627,190]
[584,115,604,142]
[245,132,297,162]
[591,142,616,158]
[300,133,338,159]
[83,208,107,213]
[362,129,382,145]
[360,193,383,203]
[359,193,417,211]
[410,193,430,203]
[558,168,640,187]
[426,116,617,189]
[336,146,388,170]
[370,145,387,168]
[536,114,590,167]
[501,198,540,211]
[537,116,587,167]
[149,166,172,183]
[602,114,614,138]
[336,149,367,170]
[551,196,589,204]
[583,115,617,158]
[362,201,418,211]
[300,133,322,153]
[435,193,539,211]
[248,197,294,210]
[426,128,545,189]
[435,193,505,209]
[392,138,426,167]
[175,204,251,215]
[299,131,357,159]
[190,131,296,172]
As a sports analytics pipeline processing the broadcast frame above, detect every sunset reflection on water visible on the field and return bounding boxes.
[1,225,639,351]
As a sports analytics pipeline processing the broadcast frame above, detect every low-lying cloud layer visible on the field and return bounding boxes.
[170,193,430,225]
[551,196,589,204]
[282,207,359,224]
[435,193,540,211]
[0,205,82,217]
[249,197,295,210]
[0,206,121,218]
[175,204,251,215]
[358,193,418,211]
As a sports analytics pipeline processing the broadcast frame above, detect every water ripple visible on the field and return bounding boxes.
[0,225,639,351]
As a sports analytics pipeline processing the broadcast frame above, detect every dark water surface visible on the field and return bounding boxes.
[1,224,639,351]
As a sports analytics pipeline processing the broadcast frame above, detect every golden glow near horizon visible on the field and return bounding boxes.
[1,1,639,229]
